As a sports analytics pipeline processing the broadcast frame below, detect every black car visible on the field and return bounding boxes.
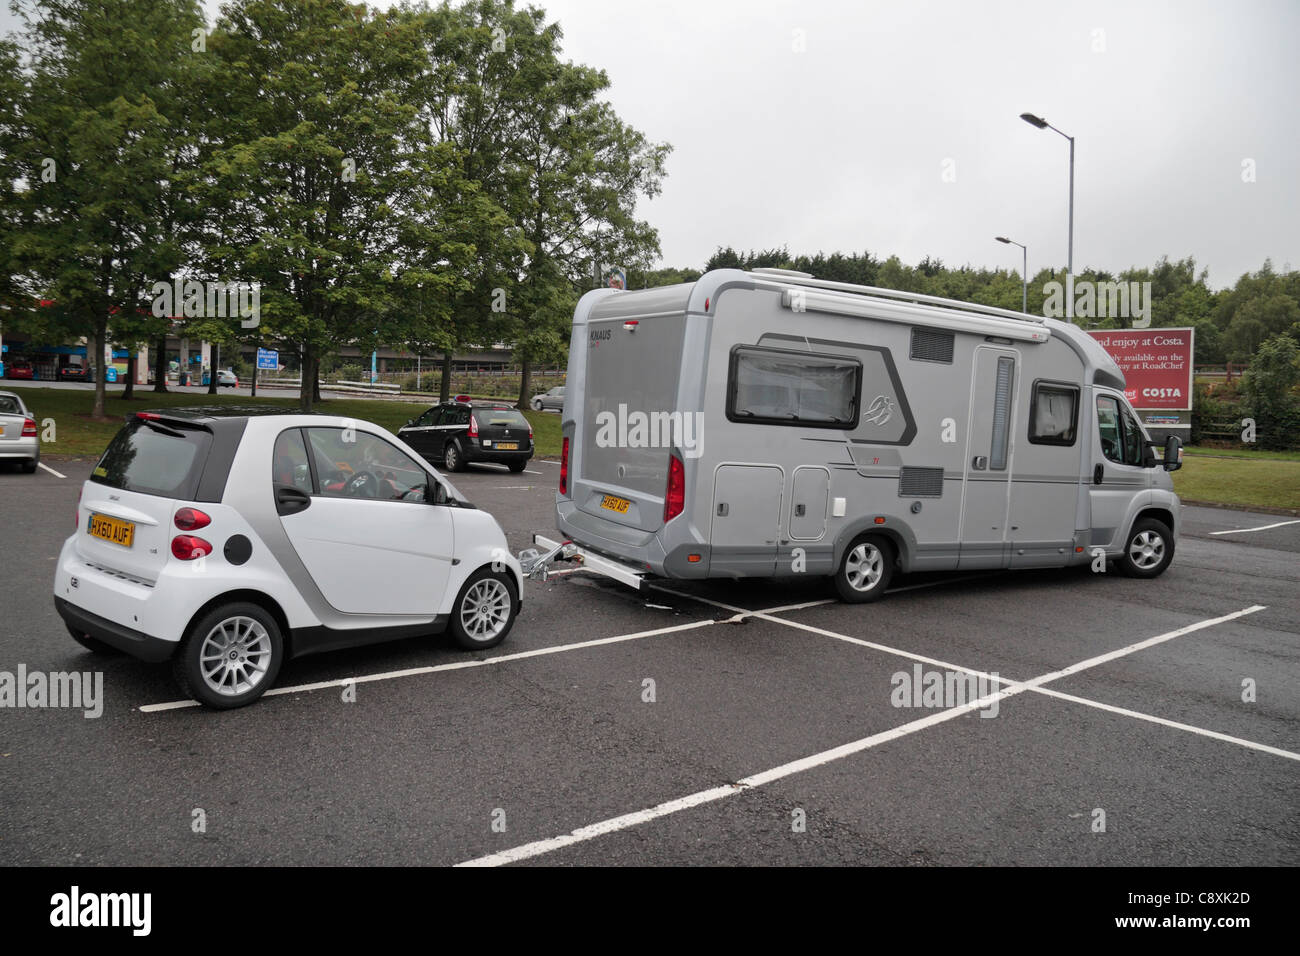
[398,401,534,473]
[58,362,93,382]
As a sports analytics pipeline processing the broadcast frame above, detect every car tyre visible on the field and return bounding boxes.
[1116,518,1174,579]
[507,460,527,474]
[66,622,119,654]
[173,602,283,709]
[444,441,466,472]
[531,399,543,411]
[449,568,518,650]
[21,458,37,474]
[833,534,895,603]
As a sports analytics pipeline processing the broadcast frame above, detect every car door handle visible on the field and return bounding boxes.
[1093,464,1104,485]
[275,485,311,516]
[717,502,729,516]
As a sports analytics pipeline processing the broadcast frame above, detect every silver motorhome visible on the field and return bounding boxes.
[549,268,1182,601]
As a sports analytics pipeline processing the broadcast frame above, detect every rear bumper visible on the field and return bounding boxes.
[54,596,175,662]
[466,442,533,464]
[0,437,39,460]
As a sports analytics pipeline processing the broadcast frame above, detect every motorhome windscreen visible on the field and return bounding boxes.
[727,347,860,427]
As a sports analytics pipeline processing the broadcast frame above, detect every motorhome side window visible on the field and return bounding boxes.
[1096,395,1144,466]
[1029,382,1079,446]
[727,347,861,428]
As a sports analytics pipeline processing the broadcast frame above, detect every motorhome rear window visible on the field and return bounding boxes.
[1029,382,1079,446]
[727,347,861,428]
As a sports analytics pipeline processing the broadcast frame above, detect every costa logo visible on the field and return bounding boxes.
[1142,387,1183,398]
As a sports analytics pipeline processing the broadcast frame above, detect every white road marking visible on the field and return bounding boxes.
[1030,685,1300,763]
[1209,519,1300,535]
[37,462,66,478]
[523,470,543,475]
[455,604,1268,866]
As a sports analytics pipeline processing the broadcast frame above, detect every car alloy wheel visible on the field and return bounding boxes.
[459,578,511,642]
[199,615,273,697]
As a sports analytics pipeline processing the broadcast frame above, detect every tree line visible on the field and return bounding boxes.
[0,0,668,415]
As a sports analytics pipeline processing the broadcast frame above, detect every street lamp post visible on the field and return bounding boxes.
[995,237,1028,313]
[1020,112,1075,319]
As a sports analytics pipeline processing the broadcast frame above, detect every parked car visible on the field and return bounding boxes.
[58,362,92,382]
[0,390,39,473]
[217,369,239,388]
[398,400,534,474]
[5,360,35,380]
[530,385,565,412]
[53,408,524,708]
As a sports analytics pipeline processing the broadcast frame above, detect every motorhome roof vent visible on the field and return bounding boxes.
[910,328,954,364]
[898,466,945,498]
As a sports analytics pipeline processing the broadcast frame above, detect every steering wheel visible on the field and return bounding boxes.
[343,470,380,498]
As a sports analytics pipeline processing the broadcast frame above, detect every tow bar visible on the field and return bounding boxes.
[517,534,646,589]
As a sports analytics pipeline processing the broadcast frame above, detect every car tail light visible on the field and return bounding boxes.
[22,417,36,436]
[560,437,569,495]
[171,535,213,560]
[136,412,162,421]
[664,452,685,522]
[174,507,211,531]
[468,415,479,438]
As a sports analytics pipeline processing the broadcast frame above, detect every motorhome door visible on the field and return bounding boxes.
[959,346,1019,569]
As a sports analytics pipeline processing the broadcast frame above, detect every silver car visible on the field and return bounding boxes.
[530,385,565,412]
[0,390,39,473]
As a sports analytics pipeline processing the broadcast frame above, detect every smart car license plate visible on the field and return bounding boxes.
[600,494,631,514]
[497,442,518,450]
[88,513,135,548]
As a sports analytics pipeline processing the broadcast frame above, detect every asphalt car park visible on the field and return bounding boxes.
[0,456,1296,866]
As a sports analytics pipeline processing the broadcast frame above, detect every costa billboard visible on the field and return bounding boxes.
[1086,327,1195,411]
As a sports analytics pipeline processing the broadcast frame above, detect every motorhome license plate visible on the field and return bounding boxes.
[497,442,518,450]
[600,494,631,514]
[88,513,135,548]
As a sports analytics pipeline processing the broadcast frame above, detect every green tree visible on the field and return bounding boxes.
[1241,334,1300,450]
[9,0,206,417]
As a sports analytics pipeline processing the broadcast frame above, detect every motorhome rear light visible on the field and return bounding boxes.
[173,507,211,531]
[704,297,709,311]
[75,487,81,529]
[687,554,701,563]
[623,320,638,332]
[469,415,479,437]
[171,535,213,560]
[664,453,685,522]
[874,516,886,524]
[22,417,36,436]
[560,437,569,495]
[1075,547,1084,553]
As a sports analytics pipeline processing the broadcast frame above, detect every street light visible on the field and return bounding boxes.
[995,237,1028,313]
[1020,111,1075,319]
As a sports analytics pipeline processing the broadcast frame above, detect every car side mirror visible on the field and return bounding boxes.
[1162,435,1183,472]
[405,419,413,427]
[430,481,450,505]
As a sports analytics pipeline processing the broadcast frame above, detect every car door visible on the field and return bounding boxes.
[275,426,454,616]
[1089,392,1150,549]
[400,407,438,459]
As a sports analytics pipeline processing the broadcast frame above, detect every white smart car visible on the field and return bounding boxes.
[53,408,524,709]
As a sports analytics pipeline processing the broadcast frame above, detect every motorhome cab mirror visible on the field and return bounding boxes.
[1163,435,1183,471]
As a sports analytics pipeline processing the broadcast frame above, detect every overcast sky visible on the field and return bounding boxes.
[6,0,1296,288]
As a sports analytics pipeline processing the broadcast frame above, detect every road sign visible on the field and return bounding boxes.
[257,348,278,371]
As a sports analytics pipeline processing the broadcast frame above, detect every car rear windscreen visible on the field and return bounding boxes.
[90,420,213,499]
[0,396,22,414]
[477,409,530,428]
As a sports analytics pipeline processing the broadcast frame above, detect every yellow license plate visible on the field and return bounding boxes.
[497,442,518,450]
[88,513,135,548]
[600,494,631,514]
